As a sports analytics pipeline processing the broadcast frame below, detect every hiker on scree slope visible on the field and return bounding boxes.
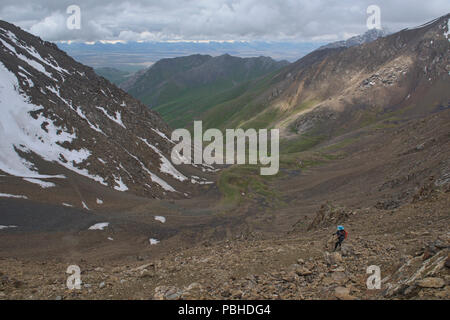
[333,225,348,251]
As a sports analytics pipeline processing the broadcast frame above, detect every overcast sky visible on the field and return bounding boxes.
[1,0,449,43]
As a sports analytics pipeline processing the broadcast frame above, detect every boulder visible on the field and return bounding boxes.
[340,243,354,256]
[294,266,313,276]
[324,252,343,265]
[331,271,349,285]
[417,277,445,288]
[334,286,356,300]
[153,286,183,300]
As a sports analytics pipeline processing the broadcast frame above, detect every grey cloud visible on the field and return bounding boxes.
[0,0,449,42]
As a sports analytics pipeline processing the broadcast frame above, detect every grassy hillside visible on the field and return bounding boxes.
[124,54,289,129]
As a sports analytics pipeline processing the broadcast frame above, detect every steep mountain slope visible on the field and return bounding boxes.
[0,20,211,204]
[183,14,449,138]
[123,54,289,128]
[271,14,449,141]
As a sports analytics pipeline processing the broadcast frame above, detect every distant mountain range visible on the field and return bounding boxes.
[119,54,289,128]
[106,27,397,131]
[57,41,323,70]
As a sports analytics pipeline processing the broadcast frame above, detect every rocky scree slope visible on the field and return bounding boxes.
[1,187,448,300]
[273,14,450,137]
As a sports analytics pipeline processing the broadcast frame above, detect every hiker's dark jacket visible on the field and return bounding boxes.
[336,230,346,242]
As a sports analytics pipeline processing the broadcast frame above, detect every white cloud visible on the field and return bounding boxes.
[29,12,67,40]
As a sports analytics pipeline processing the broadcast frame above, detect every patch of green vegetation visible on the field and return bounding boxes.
[317,152,346,160]
[383,105,413,118]
[155,73,322,133]
[350,105,413,133]
[278,150,345,173]
[217,164,281,206]
[278,153,321,169]
[153,77,269,131]
[129,55,288,130]
[297,159,324,168]
[295,99,320,112]
[368,114,405,130]
[280,134,326,154]
[240,107,282,130]
[358,111,378,128]
[202,74,278,131]
[373,122,399,129]
[320,137,360,152]
[216,137,348,209]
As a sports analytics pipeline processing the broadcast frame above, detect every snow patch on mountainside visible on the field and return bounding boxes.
[152,128,173,143]
[73,106,105,134]
[1,28,69,75]
[0,225,17,230]
[149,238,160,245]
[148,172,175,192]
[0,193,28,199]
[139,137,187,181]
[113,174,128,191]
[96,106,126,128]
[0,62,107,184]
[88,222,109,230]
[18,72,34,87]
[23,178,56,188]
[154,216,166,223]
[123,148,176,192]
[0,38,55,80]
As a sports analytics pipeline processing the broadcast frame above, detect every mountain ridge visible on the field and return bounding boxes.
[122,53,289,128]
[0,19,212,204]
[316,28,390,51]
[170,14,450,138]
